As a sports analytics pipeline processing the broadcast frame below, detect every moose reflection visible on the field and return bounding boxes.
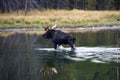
[40,67,57,75]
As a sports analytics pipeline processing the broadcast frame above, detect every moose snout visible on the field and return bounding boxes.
[42,34,45,38]
[42,33,48,38]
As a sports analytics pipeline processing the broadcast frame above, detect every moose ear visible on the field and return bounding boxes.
[51,24,57,29]
[44,27,49,31]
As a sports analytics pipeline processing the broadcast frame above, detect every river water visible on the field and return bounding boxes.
[0,29,120,80]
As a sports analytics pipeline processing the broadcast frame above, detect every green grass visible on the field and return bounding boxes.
[0,9,120,28]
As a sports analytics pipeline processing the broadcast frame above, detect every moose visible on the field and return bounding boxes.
[42,25,76,50]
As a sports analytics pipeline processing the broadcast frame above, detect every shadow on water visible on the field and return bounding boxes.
[0,29,120,80]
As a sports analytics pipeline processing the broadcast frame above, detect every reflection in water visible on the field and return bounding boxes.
[0,30,120,80]
[40,67,57,75]
[0,33,39,80]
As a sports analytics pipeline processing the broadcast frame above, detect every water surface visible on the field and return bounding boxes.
[0,29,120,80]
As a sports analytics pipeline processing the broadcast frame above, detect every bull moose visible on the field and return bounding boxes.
[42,25,76,50]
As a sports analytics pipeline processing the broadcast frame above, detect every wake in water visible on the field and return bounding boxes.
[35,47,120,63]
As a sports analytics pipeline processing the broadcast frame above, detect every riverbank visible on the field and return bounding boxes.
[0,26,120,33]
[0,26,120,37]
[0,10,120,28]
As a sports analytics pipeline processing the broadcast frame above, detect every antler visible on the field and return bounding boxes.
[51,24,57,29]
[44,24,57,31]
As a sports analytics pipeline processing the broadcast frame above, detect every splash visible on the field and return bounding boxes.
[65,47,120,63]
[35,47,120,63]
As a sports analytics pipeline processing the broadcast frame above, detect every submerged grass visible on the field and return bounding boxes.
[0,10,120,28]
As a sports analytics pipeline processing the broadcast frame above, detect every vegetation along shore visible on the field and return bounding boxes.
[0,10,120,28]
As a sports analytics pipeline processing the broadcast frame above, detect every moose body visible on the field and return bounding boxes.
[42,28,76,50]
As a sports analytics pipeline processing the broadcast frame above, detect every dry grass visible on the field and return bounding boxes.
[0,9,120,28]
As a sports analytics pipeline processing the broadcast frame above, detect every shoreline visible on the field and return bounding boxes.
[0,26,120,32]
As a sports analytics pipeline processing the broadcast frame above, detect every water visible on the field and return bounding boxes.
[0,29,120,80]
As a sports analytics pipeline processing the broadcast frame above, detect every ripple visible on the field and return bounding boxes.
[35,47,120,63]
[67,47,120,63]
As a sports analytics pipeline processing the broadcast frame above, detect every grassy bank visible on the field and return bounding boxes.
[0,10,120,28]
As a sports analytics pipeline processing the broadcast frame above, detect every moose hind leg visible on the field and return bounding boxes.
[69,43,76,50]
[68,40,76,50]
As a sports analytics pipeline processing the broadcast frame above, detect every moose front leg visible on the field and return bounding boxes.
[54,43,57,49]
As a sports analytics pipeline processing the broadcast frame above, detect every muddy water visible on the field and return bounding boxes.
[0,29,120,80]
